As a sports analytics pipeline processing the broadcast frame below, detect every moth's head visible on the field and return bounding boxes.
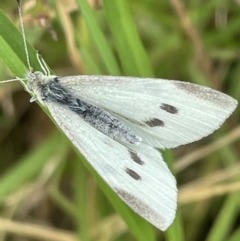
[25,71,45,91]
[25,71,56,88]
[24,70,58,104]
[23,70,46,103]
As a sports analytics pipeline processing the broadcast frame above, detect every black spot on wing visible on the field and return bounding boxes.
[161,103,178,114]
[145,118,164,127]
[125,168,141,180]
[129,150,145,165]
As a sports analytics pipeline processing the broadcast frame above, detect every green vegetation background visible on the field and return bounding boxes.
[0,0,239,241]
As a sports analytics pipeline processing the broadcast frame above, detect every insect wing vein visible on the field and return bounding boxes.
[58,75,237,149]
[45,100,177,231]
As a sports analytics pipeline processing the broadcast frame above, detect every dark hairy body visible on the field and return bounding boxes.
[40,77,141,144]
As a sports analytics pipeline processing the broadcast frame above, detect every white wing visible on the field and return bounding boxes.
[45,101,177,231]
[58,75,237,149]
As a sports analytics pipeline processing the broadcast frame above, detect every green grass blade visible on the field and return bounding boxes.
[76,0,121,75]
[103,0,154,77]
[0,9,42,77]
[0,131,67,203]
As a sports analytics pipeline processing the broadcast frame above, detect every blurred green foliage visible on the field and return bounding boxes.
[0,0,239,241]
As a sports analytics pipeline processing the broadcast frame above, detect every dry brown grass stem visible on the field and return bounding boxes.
[169,0,219,89]
[179,180,240,204]
[175,125,240,172]
[0,215,126,241]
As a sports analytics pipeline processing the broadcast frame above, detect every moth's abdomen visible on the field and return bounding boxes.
[79,103,141,144]
[42,79,141,144]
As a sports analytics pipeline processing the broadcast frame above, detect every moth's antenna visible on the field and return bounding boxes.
[16,0,31,71]
[0,0,30,89]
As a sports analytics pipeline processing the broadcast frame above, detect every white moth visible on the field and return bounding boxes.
[1,1,238,231]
